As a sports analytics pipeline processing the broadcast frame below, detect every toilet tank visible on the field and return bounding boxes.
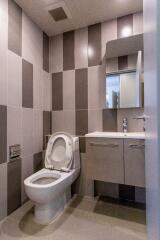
[72,136,80,170]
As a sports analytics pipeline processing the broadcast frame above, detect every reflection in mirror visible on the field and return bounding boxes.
[106,70,141,109]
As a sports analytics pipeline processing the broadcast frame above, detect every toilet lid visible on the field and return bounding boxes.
[45,132,73,171]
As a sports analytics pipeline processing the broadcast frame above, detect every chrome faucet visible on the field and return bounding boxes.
[123,118,128,133]
[133,115,146,132]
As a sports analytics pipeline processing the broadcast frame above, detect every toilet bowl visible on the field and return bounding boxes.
[24,132,80,224]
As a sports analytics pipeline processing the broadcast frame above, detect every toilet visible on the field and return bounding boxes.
[24,132,80,224]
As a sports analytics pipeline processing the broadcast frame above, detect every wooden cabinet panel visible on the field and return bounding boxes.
[124,139,145,187]
[86,138,124,184]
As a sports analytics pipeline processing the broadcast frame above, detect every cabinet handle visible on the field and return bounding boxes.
[129,144,145,149]
[90,142,119,148]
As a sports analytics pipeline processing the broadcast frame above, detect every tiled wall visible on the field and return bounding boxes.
[0,0,51,220]
[49,12,145,203]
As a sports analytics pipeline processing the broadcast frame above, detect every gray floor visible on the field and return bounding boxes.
[0,196,147,240]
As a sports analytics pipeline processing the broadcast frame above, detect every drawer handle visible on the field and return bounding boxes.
[129,144,145,149]
[90,142,119,148]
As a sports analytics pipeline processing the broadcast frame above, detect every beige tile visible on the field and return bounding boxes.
[0,0,8,105]
[49,34,63,73]
[52,110,64,133]
[43,71,52,111]
[88,109,102,133]
[33,110,43,154]
[63,111,75,135]
[102,19,117,61]
[75,27,88,69]
[63,70,75,110]
[7,50,22,107]
[33,65,43,110]
[22,108,34,157]
[133,12,143,35]
[88,66,106,109]
[0,163,7,221]
[7,107,22,160]
[22,12,43,67]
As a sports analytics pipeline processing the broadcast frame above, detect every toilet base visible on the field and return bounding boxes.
[34,188,71,225]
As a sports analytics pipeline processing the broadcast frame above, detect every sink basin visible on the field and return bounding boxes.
[85,131,145,139]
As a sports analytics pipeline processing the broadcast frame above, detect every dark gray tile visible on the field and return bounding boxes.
[0,105,7,164]
[103,109,117,132]
[63,31,75,70]
[8,0,22,56]
[79,137,86,153]
[76,110,88,136]
[119,184,135,201]
[22,59,33,108]
[49,7,67,21]
[43,111,52,149]
[88,23,101,67]
[118,56,128,70]
[117,14,133,39]
[43,33,49,73]
[34,152,43,173]
[75,68,88,110]
[7,158,21,215]
[52,72,63,110]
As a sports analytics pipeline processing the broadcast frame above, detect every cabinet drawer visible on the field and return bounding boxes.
[86,138,124,184]
[124,139,145,187]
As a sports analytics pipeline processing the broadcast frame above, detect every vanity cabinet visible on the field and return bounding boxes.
[124,139,145,187]
[86,138,124,184]
[86,137,145,187]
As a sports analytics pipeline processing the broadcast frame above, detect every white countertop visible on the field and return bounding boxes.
[85,131,145,139]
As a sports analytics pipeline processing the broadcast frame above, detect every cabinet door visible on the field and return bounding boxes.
[86,138,124,184]
[124,139,145,187]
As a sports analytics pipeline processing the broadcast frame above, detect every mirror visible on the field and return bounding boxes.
[105,34,144,109]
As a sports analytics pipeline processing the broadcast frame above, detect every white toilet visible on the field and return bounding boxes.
[24,132,80,224]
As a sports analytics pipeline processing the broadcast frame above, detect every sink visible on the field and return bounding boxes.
[85,131,145,139]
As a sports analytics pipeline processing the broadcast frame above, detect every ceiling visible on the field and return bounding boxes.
[14,0,143,36]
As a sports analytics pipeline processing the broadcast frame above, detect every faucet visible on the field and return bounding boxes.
[123,118,128,133]
[133,115,146,132]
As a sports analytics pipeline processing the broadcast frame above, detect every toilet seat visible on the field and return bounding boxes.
[45,132,73,171]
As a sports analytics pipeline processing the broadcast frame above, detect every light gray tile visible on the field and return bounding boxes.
[22,108,34,157]
[8,0,22,56]
[22,12,43,67]
[133,12,143,35]
[52,72,63,111]
[33,110,43,154]
[52,110,64,133]
[0,0,8,106]
[76,110,88,136]
[22,59,33,108]
[7,158,21,214]
[117,108,144,132]
[63,111,75,135]
[88,23,101,67]
[63,31,75,70]
[0,163,7,220]
[7,50,22,107]
[117,14,133,39]
[49,34,63,73]
[88,109,102,133]
[88,66,105,109]
[63,70,75,110]
[0,105,7,164]
[43,71,52,111]
[102,19,117,61]
[103,109,117,132]
[21,155,33,204]
[33,65,43,110]
[75,68,88,110]
[43,32,49,72]
[7,107,22,160]
[75,27,88,69]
